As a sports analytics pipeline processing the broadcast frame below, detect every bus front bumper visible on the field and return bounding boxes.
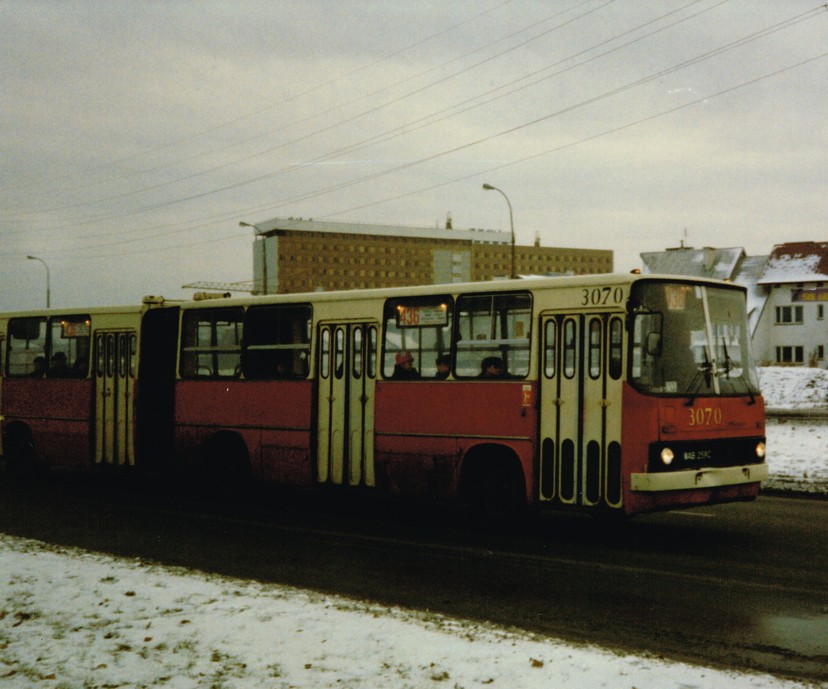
[631,464,769,492]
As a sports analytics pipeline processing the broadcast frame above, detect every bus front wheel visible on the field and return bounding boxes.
[460,450,526,523]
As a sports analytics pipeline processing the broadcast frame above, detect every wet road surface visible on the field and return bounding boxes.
[0,476,825,682]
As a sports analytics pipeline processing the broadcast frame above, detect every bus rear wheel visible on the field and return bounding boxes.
[3,425,39,478]
[197,432,252,495]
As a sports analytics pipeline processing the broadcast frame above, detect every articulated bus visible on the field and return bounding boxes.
[0,275,767,516]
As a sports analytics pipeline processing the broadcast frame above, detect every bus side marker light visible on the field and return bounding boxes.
[660,447,675,466]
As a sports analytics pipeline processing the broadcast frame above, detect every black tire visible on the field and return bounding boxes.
[198,433,251,496]
[463,456,527,525]
[3,426,39,478]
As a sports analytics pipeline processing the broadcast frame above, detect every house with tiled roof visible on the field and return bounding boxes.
[753,242,828,367]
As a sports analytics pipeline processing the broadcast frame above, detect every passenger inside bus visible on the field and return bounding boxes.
[435,354,450,379]
[47,352,69,378]
[392,350,420,379]
[29,356,47,378]
[479,356,504,378]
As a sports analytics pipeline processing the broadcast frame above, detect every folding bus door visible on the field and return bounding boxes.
[316,322,377,488]
[94,330,137,466]
[538,312,624,509]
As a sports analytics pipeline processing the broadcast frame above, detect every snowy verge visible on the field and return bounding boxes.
[0,533,817,689]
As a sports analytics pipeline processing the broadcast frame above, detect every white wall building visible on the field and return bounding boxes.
[752,242,828,367]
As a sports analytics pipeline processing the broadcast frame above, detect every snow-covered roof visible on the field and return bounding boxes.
[758,242,828,285]
[640,246,744,281]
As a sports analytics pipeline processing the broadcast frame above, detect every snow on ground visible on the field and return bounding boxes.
[0,533,818,689]
[761,367,828,494]
[760,367,828,411]
[0,366,826,689]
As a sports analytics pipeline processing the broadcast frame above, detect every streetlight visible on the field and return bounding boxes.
[26,255,51,308]
[482,183,516,279]
[239,221,268,295]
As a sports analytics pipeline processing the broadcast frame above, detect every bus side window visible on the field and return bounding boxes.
[454,292,531,378]
[7,317,47,377]
[242,304,312,379]
[48,315,91,378]
[382,296,453,380]
[180,307,244,378]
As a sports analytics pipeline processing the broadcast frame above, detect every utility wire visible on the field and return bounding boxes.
[0,0,515,199]
[10,47,825,261]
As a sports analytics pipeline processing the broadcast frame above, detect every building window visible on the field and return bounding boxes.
[775,306,803,324]
[776,346,804,365]
[818,345,825,361]
[819,305,824,320]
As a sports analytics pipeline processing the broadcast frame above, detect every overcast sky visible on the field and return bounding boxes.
[1,1,826,311]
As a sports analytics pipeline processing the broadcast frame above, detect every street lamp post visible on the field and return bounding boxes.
[482,183,516,279]
[239,221,268,295]
[26,255,51,308]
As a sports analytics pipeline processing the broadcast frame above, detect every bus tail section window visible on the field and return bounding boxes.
[382,295,453,380]
[6,317,47,377]
[6,315,90,378]
[180,307,244,378]
[242,304,311,379]
[48,316,91,378]
[455,292,531,378]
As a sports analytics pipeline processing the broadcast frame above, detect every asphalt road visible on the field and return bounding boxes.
[0,477,826,682]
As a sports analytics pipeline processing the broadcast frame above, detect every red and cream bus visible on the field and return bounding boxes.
[0,275,767,516]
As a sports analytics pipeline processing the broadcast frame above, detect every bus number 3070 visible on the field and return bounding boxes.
[581,287,624,306]
[688,407,723,426]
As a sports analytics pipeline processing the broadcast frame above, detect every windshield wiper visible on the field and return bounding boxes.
[720,337,756,404]
[684,351,712,406]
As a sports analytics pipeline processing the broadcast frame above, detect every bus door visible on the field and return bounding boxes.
[315,322,377,488]
[538,312,624,508]
[94,330,137,466]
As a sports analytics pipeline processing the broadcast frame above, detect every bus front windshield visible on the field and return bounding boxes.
[631,282,760,397]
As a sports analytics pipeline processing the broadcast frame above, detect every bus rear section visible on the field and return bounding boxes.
[2,312,95,472]
[0,301,175,474]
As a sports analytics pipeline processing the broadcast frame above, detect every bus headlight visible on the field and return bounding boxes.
[755,442,766,460]
[660,447,675,466]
